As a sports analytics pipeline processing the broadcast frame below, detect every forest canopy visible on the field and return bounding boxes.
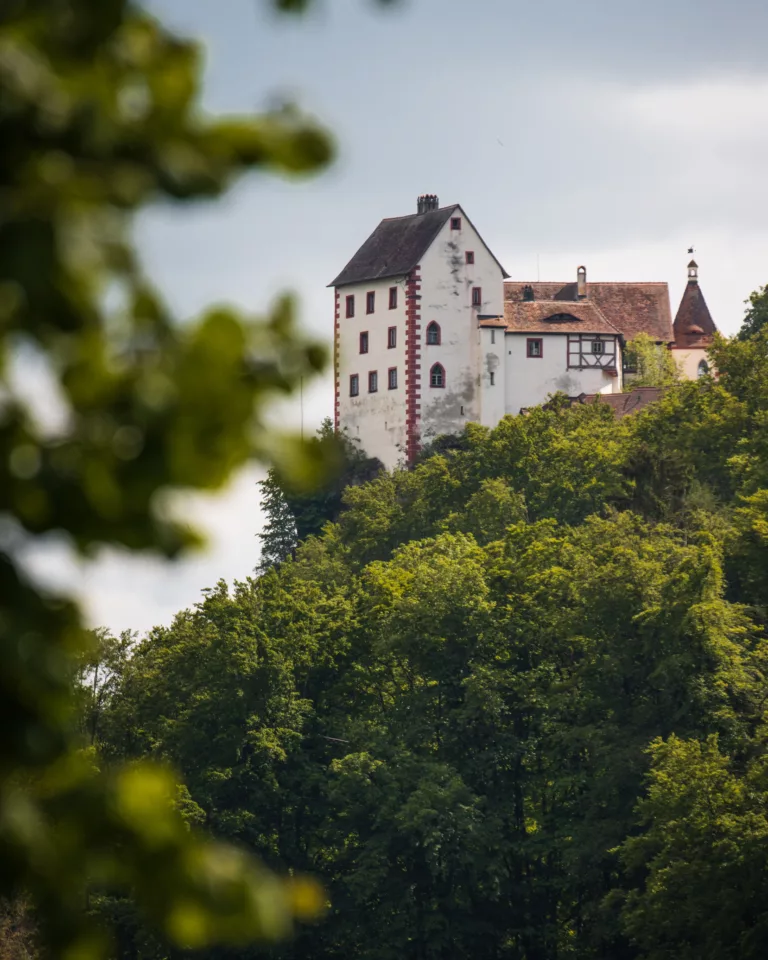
[78,326,768,960]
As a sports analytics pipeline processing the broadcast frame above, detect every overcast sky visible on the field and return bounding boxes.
[21,0,768,635]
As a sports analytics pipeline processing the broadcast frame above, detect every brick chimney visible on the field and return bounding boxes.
[577,265,587,299]
[417,194,439,214]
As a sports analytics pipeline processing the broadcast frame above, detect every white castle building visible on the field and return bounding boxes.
[330,195,717,469]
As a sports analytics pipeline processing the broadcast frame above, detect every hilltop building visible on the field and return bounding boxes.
[671,260,718,379]
[330,196,718,469]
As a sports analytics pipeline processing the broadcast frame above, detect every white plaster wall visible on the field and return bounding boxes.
[504,334,621,414]
[336,276,408,468]
[479,326,506,427]
[418,208,506,444]
[672,347,711,380]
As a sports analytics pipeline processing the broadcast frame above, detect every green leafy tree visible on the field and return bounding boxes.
[624,333,680,387]
[618,735,768,960]
[735,283,768,341]
[258,419,382,570]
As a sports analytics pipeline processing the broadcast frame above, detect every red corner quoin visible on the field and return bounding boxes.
[333,289,340,431]
[405,266,422,464]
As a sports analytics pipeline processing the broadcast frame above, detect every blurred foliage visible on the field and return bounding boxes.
[0,0,406,954]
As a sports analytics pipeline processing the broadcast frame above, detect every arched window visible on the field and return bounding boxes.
[697,359,709,378]
[426,321,441,345]
[430,363,445,388]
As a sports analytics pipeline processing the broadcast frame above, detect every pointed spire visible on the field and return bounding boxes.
[673,257,716,347]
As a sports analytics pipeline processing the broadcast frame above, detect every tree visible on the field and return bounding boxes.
[0,0,399,954]
[617,735,768,960]
[735,283,768,341]
[624,333,680,387]
[258,419,382,570]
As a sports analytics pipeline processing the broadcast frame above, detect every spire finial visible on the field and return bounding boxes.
[687,250,698,283]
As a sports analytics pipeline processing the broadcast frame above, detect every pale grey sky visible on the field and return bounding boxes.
[20,0,768,634]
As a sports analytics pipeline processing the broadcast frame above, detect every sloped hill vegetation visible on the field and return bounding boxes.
[88,330,768,960]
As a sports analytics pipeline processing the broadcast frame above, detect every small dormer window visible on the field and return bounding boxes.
[451,217,462,231]
[523,285,534,302]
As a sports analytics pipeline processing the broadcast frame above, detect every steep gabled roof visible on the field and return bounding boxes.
[330,204,509,287]
[673,280,717,348]
[503,299,621,335]
[505,281,674,342]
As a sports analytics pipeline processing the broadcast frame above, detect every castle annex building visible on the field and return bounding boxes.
[330,196,718,470]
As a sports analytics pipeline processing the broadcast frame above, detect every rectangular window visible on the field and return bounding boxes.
[349,374,359,396]
[451,217,462,231]
[389,287,398,309]
[465,251,475,264]
[388,367,397,390]
[345,295,355,319]
[359,331,369,354]
[387,326,397,348]
[472,287,482,306]
[368,370,378,393]
[527,338,543,358]
[490,372,495,386]
[366,291,375,314]
[591,340,605,354]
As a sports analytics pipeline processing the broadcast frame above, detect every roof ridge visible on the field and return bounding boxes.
[381,204,458,223]
[505,280,670,287]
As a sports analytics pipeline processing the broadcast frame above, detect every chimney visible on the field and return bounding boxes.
[577,265,587,299]
[417,194,439,214]
[687,259,699,283]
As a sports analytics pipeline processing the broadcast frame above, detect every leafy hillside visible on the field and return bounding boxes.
[90,330,768,960]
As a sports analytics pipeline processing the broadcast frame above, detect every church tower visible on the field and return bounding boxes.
[671,259,718,379]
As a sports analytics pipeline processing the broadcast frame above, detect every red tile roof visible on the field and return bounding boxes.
[672,281,718,349]
[503,299,621,335]
[573,386,664,417]
[505,281,674,342]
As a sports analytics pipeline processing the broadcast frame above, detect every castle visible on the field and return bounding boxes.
[330,196,718,470]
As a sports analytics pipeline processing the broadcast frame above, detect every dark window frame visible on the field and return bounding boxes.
[349,374,359,396]
[359,331,369,354]
[388,287,398,310]
[430,362,445,388]
[465,251,475,264]
[451,217,462,231]
[426,321,441,345]
[368,370,378,393]
[527,337,543,358]
[388,367,398,390]
[472,287,482,306]
[366,291,375,314]
[387,326,397,348]
[345,294,355,319]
